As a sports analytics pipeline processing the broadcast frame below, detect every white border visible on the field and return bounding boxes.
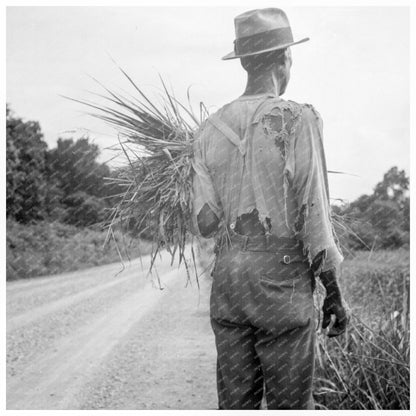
[2,2,414,415]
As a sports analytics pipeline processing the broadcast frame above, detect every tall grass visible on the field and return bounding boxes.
[314,249,409,409]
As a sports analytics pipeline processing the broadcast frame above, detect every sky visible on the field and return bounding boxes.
[6,6,410,203]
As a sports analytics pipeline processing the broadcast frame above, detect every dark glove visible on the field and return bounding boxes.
[319,269,350,338]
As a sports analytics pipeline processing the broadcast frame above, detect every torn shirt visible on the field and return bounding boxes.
[191,93,343,273]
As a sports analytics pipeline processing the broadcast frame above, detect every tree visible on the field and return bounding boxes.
[46,137,111,199]
[6,105,48,223]
[339,166,409,250]
[373,166,409,207]
[62,191,107,227]
[6,106,114,227]
[45,136,112,227]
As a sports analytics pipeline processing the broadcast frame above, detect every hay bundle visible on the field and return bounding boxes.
[71,68,209,280]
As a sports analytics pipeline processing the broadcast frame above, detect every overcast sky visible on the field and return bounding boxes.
[6,6,409,203]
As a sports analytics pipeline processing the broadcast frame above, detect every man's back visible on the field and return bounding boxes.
[193,94,342,269]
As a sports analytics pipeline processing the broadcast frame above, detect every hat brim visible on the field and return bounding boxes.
[221,37,310,61]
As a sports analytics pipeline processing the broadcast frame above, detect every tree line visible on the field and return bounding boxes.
[6,106,409,250]
[333,166,409,251]
[6,105,118,227]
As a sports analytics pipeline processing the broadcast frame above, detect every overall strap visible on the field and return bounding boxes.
[208,96,276,228]
[207,96,276,155]
[208,115,244,154]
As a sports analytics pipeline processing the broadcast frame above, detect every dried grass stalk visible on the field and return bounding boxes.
[67,69,208,282]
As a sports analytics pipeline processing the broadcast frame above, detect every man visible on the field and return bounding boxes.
[191,8,349,410]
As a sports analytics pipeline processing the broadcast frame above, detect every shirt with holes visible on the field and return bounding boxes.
[191,93,343,273]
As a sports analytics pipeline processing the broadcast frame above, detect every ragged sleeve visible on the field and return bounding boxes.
[190,125,223,235]
[290,104,343,273]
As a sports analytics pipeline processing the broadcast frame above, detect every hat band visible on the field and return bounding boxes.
[235,27,294,56]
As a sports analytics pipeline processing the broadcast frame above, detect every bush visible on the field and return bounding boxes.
[6,219,152,280]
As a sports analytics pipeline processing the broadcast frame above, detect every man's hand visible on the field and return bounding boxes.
[319,269,350,338]
[322,291,349,338]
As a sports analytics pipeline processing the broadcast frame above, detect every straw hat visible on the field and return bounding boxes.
[222,8,309,60]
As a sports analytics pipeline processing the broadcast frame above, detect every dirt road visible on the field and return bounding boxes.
[6,254,218,410]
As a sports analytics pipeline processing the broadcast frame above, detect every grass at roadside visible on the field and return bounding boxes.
[6,220,152,280]
[314,249,409,410]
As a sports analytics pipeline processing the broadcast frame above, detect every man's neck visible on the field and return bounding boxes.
[242,70,283,97]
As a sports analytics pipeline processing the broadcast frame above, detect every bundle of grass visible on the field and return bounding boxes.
[68,69,209,283]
